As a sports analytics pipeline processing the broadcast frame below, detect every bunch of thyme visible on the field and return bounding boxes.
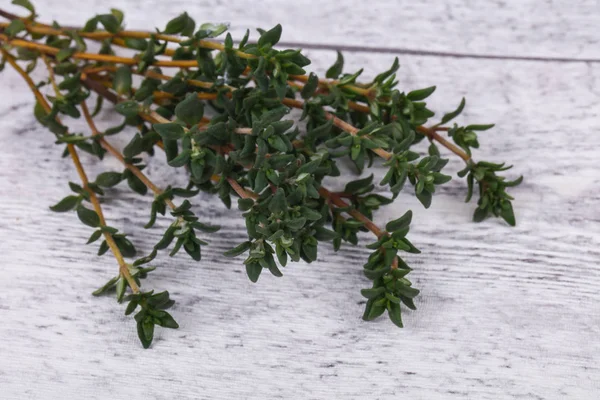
[0,1,522,348]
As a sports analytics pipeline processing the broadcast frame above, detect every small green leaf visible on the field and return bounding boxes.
[50,195,80,212]
[114,236,136,258]
[127,173,147,195]
[338,68,363,86]
[113,66,132,95]
[365,303,386,321]
[83,17,98,32]
[77,205,100,227]
[373,57,399,85]
[505,176,523,188]
[154,225,176,250]
[133,250,158,267]
[197,22,228,38]
[432,172,452,185]
[269,188,287,214]
[400,238,420,254]
[501,202,516,226]
[313,226,338,241]
[401,296,417,310]
[326,51,344,79]
[257,24,282,48]
[344,174,373,194]
[416,190,432,208]
[465,173,474,202]
[115,101,140,117]
[167,149,191,167]
[147,291,172,308]
[124,38,148,50]
[224,241,252,257]
[154,123,185,140]
[175,93,204,126]
[286,217,306,230]
[268,135,288,152]
[296,159,320,176]
[246,262,262,283]
[124,299,138,315]
[385,292,401,304]
[96,14,120,33]
[97,240,109,256]
[115,277,127,302]
[238,198,255,211]
[137,318,154,349]
[110,8,124,24]
[440,98,466,124]
[5,20,26,38]
[92,275,119,296]
[300,72,319,99]
[396,284,420,299]
[96,172,123,187]
[388,302,403,328]
[55,47,75,62]
[473,206,488,222]
[12,0,35,15]
[360,287,385,299]
[386,210,412,232]
[428,142,440,157]
[266,262,283,277]
[407,86,436,101]
[192,221,220,233]
[87,229,102,244]
[157,311,179,329]
[465,124,495,131]
[164,13,191,35]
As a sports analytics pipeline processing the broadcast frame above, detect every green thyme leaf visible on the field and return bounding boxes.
[257,24,282,48]
[114,101,140,117]
[96,14,121,33]
[175,93,204,126]
[113,66,132,95]
[5,20,26,38]
[96,172,123,188]
[407,86,436,101]
[224,241,252,257]
[12,0,35,15]
[153,123,185,140]
[385,210,412,232]
[76,205,100,227]
[440,97,466,124]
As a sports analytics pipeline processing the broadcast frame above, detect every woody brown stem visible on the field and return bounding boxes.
[318,186,384,238]
[415,126,471,162]
[227,178,258,200]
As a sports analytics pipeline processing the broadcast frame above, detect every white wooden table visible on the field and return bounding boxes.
[0,1,599,399]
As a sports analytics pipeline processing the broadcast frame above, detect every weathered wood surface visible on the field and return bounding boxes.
[0,1,599,399]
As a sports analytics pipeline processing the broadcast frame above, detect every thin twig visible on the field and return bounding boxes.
[227,178,258,200]
[318,186,384,238]
[416,126,471,162]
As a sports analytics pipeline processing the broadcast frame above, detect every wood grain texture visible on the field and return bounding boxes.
[11,0,600,59]
[0,1,599,399]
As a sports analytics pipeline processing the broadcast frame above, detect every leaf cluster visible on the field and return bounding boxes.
[0,1,523,349]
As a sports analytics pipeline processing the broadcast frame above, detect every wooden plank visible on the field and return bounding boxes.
[0,48,598,398]
[4,0,599,59]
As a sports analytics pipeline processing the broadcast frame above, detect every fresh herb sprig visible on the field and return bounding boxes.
[0,1,522,348]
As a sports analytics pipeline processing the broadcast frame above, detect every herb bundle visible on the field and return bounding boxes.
[0,1,522,348]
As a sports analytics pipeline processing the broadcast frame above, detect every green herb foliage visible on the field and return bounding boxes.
[0,1,522,348]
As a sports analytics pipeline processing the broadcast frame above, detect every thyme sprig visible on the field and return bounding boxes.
[0,1,522,348]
